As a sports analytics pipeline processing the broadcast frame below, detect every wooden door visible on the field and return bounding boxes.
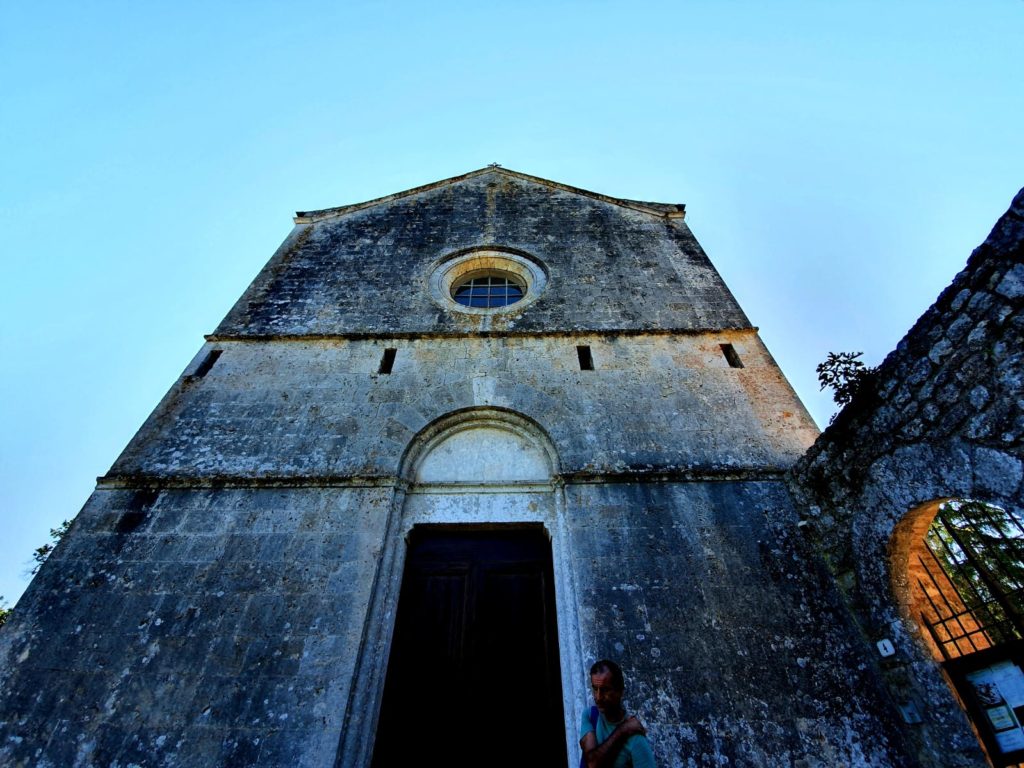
[371,526,567,767]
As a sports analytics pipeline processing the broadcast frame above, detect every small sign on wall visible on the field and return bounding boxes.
[945,640,1024,766]
[967,660,1024,753]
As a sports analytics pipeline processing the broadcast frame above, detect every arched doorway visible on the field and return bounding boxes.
[893,498,1024,766]
[366,409,578,768]
[371,525,565,767]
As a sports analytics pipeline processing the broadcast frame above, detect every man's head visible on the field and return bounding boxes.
[589,659,625,717]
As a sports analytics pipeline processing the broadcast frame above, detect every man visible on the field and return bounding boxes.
[579,659,656,768]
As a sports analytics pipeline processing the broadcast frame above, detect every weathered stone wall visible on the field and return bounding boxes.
[566,479,915,767]
[214,171,750,337]
[0,479,917,767]
[0,168,928,766]
[790,187,1024,766]
[0,485,394,767]
[108,331,816,481]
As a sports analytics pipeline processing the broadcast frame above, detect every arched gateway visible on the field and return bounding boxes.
[342,408,582,768]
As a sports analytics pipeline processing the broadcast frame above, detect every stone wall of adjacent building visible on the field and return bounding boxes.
[790,187,1024,767]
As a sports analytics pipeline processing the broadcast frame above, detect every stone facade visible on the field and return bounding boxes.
[2,167,999,767]
[790,187,1024,766]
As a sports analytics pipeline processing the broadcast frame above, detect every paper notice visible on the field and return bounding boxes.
[995,727,1024,753]
[987,705,1017,731]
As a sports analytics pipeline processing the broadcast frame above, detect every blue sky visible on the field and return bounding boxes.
[1,1,1021,605]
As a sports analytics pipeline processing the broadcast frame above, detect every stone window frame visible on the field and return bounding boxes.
[427,247,548,316]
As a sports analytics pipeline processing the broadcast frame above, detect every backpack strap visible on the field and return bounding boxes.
[580,706,601,768]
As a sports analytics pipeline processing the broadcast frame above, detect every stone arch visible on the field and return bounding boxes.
[337,407,584,768]
[834,442,1022,665]
[399,407,559,485]
[890,497,1023,659]
[890,498,953,661]
[812,440,1024,767]
[889,494,1024,766]
[826,440,1022,618]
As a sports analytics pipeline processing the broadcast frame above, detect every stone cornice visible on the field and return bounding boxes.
[294,166,686,224]
[96,465,789,490]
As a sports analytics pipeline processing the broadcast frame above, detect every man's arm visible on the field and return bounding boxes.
[627,732,656,768]
[579,716,646,768]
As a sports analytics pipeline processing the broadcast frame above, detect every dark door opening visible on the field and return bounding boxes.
[371,526,567,768]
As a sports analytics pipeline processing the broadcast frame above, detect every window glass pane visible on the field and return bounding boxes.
[451,273,525,308]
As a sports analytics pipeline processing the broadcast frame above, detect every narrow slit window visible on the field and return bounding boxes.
[379,348,397,374]
[194,349,222,378]
[720,344,744,369]
[577,345,594,371]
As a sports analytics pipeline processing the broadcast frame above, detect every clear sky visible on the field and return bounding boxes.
[1,1,1021,606]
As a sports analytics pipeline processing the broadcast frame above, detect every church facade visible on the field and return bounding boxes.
[2,168,1018,766]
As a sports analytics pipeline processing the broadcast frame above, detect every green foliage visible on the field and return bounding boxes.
[2,519,76,630]
[30,519,72,576]
[816,351,877,407]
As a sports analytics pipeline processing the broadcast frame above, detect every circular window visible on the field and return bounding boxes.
[428,248,547,316]
[451,273,526,308]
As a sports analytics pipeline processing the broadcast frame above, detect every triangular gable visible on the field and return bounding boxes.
[294,166,686,223]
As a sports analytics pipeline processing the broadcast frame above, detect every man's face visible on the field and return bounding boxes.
[590,670,623,714]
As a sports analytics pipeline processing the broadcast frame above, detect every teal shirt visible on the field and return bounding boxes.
[579,708,656,768]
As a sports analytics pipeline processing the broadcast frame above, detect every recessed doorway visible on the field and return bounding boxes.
[371,525,567,768]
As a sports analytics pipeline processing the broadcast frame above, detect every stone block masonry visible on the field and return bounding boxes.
[0,168,947,766]
[0,486,393,766]
[108,331,816,482]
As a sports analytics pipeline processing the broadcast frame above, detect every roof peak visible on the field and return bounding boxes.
[294,166,686,223]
